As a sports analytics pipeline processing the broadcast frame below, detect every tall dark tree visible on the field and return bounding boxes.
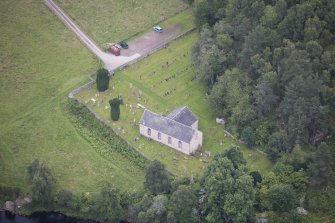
[109,97,123,121]
[96,68,110,92]
[144,160,171,194]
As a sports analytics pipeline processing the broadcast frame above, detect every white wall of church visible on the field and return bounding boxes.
[140,124,195,154]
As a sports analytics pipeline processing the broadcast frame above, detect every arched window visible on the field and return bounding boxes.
[158,132,161,140]
[147,128,151,136]
[168,137,172,144]
[178,141,182,149]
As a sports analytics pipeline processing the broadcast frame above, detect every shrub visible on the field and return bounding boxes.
[96,68,110,92]
[109,97,123,121]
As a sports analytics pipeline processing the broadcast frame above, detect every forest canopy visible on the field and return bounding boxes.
[192,0,335,163]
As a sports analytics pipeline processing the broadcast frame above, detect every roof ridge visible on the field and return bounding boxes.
[143,109,196,132]
[165,115,196,132]
[169,106,187,119]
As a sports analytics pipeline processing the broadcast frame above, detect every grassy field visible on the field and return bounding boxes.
[54,0,190,48]
[76,32,273,176]
[0,0,146,195]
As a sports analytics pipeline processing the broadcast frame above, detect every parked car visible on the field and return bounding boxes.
[153,26,163,33]
[109,46,120,56]
[118,41,128,49]
[114,43,122,49]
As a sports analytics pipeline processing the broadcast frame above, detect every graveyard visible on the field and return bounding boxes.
[75,32,272,175]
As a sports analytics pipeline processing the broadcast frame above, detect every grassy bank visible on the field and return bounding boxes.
[76,31,272,176]
[0,0,145,197]
[54,0,189,48]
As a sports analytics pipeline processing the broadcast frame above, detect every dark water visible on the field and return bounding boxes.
[0,211,97,223]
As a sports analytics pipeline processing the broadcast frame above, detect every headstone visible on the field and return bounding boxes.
[204,151,211,157]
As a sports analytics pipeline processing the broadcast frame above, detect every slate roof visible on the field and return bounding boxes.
[167,106,198,127]
[140,109,195,143]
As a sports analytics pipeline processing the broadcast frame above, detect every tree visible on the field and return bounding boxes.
[96,68,110,92]
[250,171,262,186]
[268,184,297,212]
[253,80,279,115]
[144,160,171,194]
[137,195,169,223]
[202,150,255,223]
[221,145,246,168]
[90,183,123,222]
[266,132,289,161]
[56,189,73,207]
[241,126,255,148]
[27,159,56,206]
[308,142,333,188]
[109,97,123,121]
[170,185,196,223]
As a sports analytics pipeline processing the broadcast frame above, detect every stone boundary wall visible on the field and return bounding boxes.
[67,28,197,176]
[118,27,197,70]
[123,5,191,43]
[69,28,196,99]
[224,130,268,156]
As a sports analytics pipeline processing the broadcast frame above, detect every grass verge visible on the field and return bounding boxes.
[54,0,189,48]
[0,0,145,198]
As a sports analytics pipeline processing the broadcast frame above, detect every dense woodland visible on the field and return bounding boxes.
[192,0,334,159]
[190,0,335,221]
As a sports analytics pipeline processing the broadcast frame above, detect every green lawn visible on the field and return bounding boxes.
[54,0,189,48]
[76,32,272,176]
[0,0,145,195]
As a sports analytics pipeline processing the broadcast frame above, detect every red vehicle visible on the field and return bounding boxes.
[109,46,120,56]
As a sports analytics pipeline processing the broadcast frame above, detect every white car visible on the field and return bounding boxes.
[153,26,163,33]
[114,43,122,49]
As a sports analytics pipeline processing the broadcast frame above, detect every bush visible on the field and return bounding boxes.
[96,68,110,92]
[109,97,123,121]
[56,189,73,207]
[0,186,20,202]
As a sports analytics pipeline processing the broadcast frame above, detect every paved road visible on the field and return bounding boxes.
[45,0,140,71]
